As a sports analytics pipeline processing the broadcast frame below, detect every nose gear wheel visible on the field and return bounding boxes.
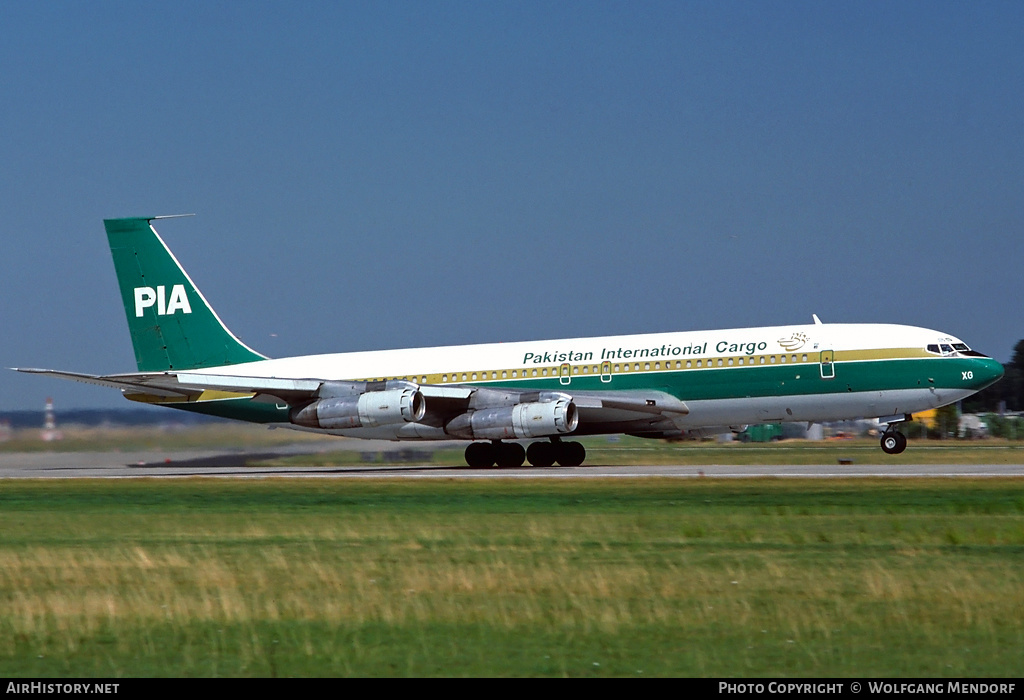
[880,430,907,455]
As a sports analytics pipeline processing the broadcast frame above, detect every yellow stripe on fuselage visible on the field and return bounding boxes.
[348,347,934,384]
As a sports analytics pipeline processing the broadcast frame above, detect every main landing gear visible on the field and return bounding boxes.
[880,429,908,455]
[464,438,587,468]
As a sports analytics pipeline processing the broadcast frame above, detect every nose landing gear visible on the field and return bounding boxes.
[880,430,907,455]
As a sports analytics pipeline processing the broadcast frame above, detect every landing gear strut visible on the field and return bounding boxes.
[880,429,907,455]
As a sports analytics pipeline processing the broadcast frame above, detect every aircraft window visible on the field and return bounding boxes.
[542,369,548,376]
[532,369,538,377]
[573,367,579,375]
[676,361,682,368]
[696,360,702,367]
[582,366,588,374]
[645,363,651,370]
[655,362,660,370]
[927,344,940,354]
[614,364,620,372]
[728,358,734,366]
[502,371,507,378]
[802,354,807,362]
[940,344,954,354]
[472,373,477,380]
[792,355,797,363]
[442,375,448,382]
[770,356,776,364]
[953,343,970,352]
[780,355,786,364]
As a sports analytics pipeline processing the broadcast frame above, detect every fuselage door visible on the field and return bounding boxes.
[820,350,835,379]
[600,361,612,383]
[559,362,571,386]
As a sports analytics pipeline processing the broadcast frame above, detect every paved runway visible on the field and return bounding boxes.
[1,448,1022,479]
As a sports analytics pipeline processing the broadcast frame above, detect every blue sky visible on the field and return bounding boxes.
[2,1,1022,411]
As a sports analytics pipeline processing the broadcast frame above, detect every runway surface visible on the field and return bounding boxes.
[1,447,1022,479]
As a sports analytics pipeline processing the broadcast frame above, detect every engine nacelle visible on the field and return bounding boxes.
[446,397,578,440]
[290,387,426,430]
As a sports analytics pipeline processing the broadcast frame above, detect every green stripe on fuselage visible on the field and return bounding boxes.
[132,355,1001,426]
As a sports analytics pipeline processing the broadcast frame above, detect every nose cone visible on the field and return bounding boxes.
[966,357,1005,391]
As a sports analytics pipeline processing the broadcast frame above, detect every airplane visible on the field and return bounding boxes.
[17,216,1005,467]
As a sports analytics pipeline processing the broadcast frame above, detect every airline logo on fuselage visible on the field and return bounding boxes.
[134,285,192,317]
[778,332,809,351]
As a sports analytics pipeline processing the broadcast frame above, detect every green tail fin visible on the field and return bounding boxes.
[104,217,267,372]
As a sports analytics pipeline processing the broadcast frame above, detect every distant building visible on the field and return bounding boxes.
[959,413,988,438]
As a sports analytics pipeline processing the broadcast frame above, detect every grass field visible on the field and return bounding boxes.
[0,478,1021,677]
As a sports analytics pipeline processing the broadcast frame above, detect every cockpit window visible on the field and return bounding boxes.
[926,342,989,358]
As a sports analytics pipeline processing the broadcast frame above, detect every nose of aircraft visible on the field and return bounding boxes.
[966,357,1005,391]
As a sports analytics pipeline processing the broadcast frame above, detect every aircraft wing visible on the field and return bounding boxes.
[14,368,689,433]
[562,389,690,435]
[169,374,691,428]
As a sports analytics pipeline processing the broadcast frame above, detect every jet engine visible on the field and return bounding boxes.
[290,385,425,429]
[445,395,578,440]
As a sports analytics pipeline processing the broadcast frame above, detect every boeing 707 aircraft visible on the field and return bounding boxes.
[18,217,1004,467]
